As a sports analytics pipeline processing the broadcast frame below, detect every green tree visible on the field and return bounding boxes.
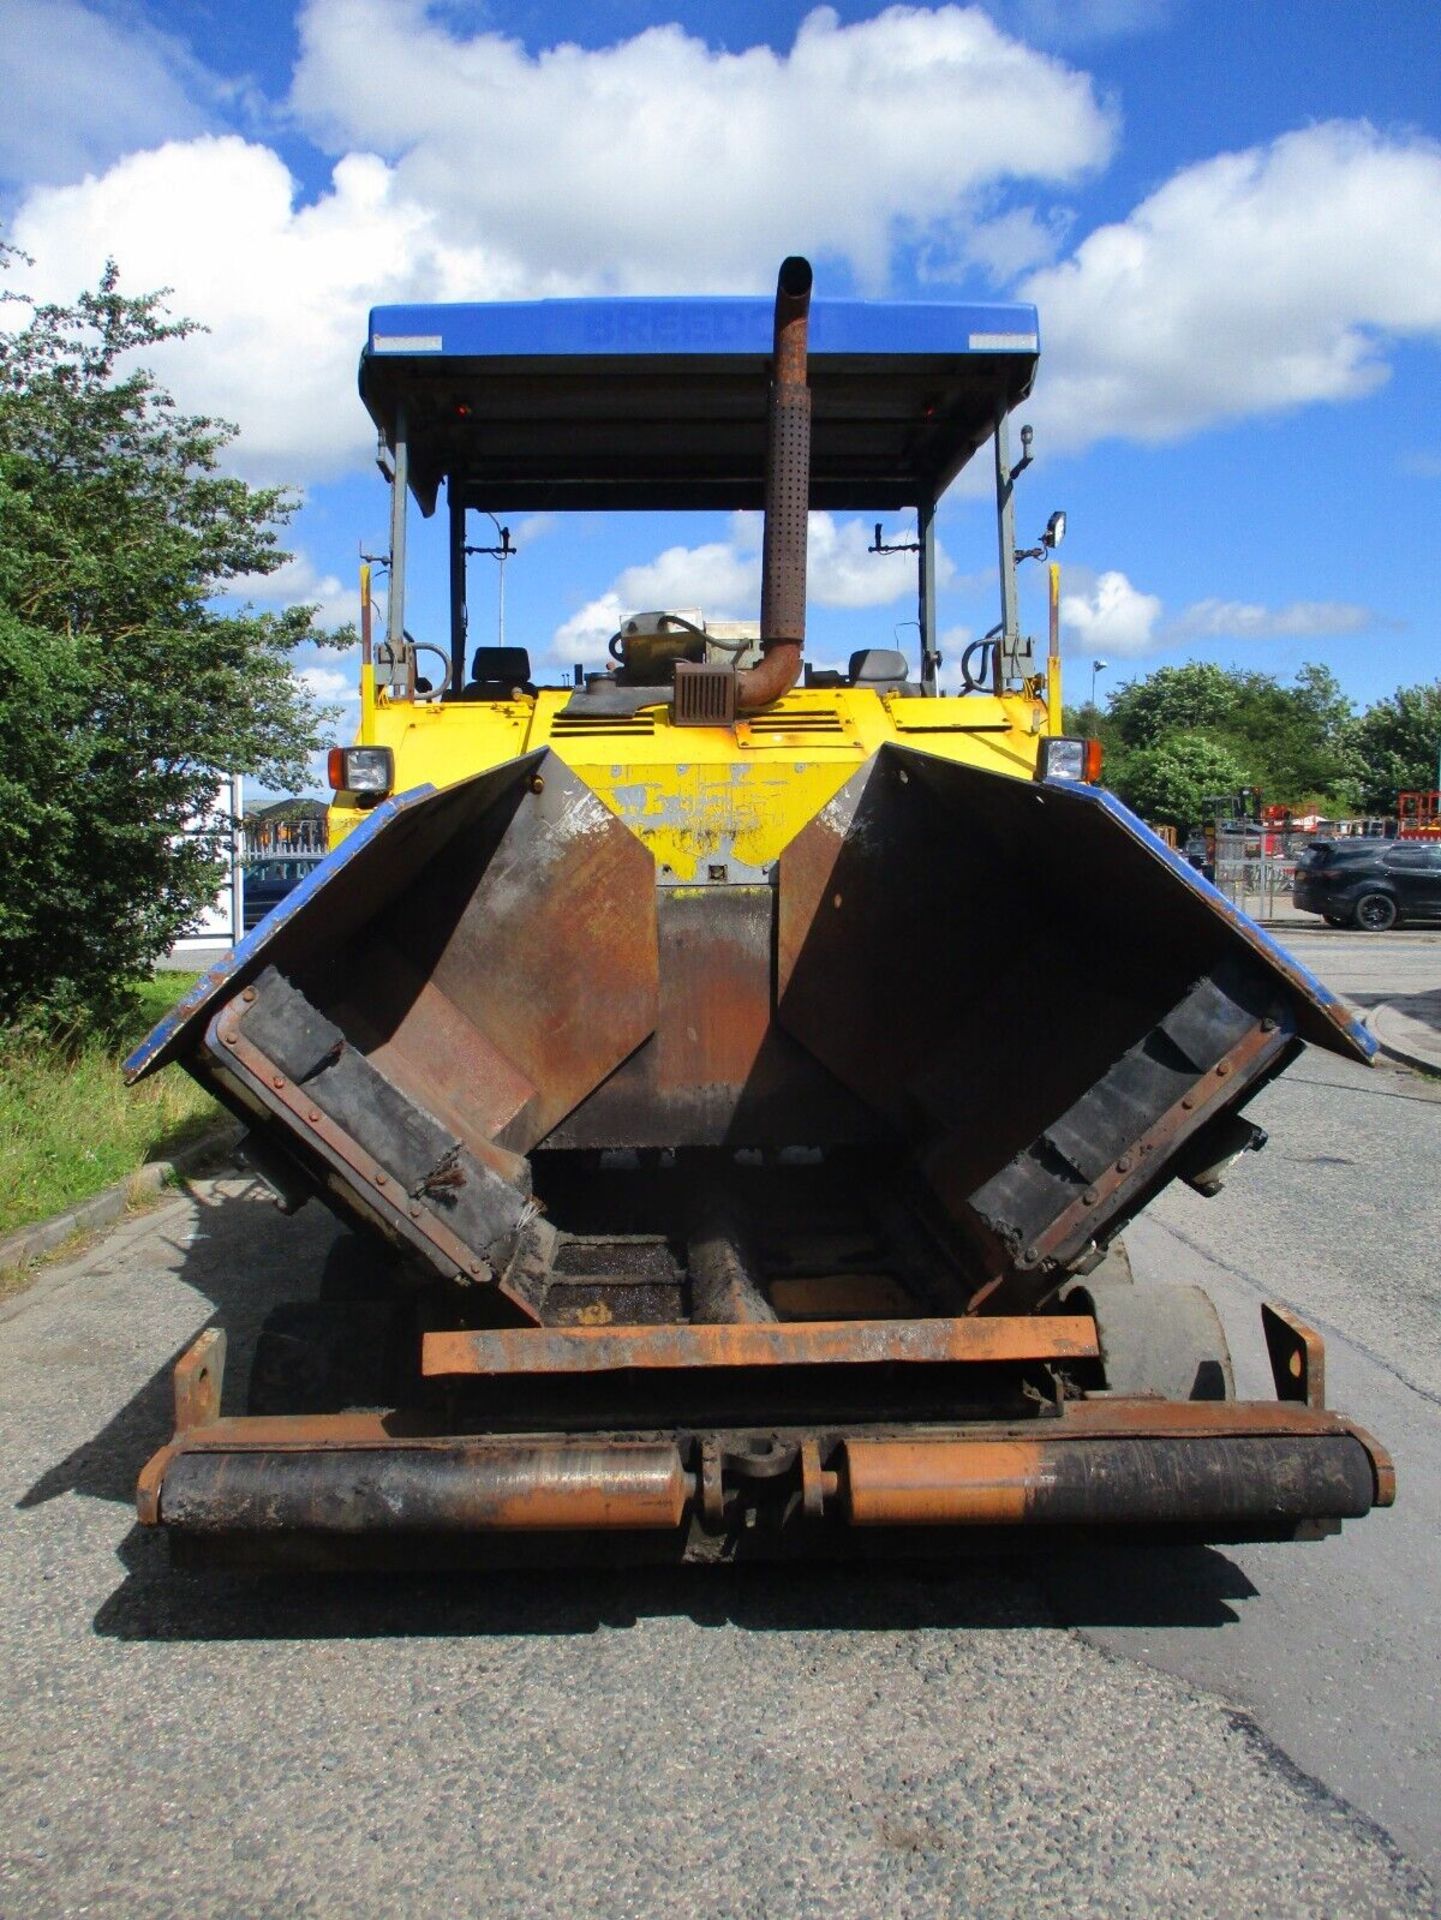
[1105,663,1239,749]
[1061,699,1123,750]
[1225,663,1361,808]
[0,257,349,1032]
[1104,660,1359,811]
[1109,732,1253,835]
[1350,682,1441,813]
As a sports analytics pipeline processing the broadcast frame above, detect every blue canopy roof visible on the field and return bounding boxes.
[364,296,1038,362]
[358,296,1039,514]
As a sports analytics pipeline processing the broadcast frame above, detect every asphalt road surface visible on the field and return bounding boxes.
[1,927,1438,1918]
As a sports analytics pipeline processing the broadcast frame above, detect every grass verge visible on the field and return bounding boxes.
[0,975,221,1239]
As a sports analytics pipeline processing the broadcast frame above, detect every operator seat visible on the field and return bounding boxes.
[847,648,916,694]
[459,646,537,700]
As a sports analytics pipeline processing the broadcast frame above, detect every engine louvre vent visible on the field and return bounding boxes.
[744,709,844,734]
[550,714,657,740]
[673,661,738,728]
[734,702,859,751]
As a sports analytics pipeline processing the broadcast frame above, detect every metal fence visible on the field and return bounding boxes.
[1212,830,1301,918]
[1210,824,1395,916]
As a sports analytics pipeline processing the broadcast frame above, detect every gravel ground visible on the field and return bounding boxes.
[0,1177,1432,1919]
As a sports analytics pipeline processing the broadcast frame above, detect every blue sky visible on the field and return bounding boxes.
[3,0,1439,786]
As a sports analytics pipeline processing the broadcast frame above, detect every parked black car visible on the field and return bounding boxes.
[1293,839,1441,930]
[242,856,321,932]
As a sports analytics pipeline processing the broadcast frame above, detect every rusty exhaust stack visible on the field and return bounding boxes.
[737,255,812,711]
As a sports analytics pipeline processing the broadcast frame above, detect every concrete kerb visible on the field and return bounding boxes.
[1366,992,1441,1079]
[0,1121,243,1283]
[1234,916,1441,1073]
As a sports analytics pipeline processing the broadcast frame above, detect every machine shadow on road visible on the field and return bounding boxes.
[15,1172,1261,1646]
[87,1537,1262,1646]
[16,1173,345,1516]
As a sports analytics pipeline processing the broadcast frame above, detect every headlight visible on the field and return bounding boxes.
[1036,736,1103,784]
[327,746,394,795]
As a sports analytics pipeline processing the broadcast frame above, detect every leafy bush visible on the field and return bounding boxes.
[1109,732,1252,835]
[0,256,350,1033]
[1350,681,1441,813]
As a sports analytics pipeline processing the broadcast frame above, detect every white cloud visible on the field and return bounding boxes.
[952,204,1073,282]
[231,549,357,630]
[806,512,956,608]
[1024,122,1441,450]
[614,539,761,616]
[554,594,625,662]
[20,13,1440,511]
[0,0,212,187]
[295,662,359,704]
[728,509,954,609]
[1061,570,1162,657]
[547,510,946,659]
[550,547,760,668]
[937,622,975,686]
[1060,574,1381,659]
[1166,598,1375,641]
[292,1,1114,295]
[512,514,558,548]
[10,135,570,483]
[990,0,1172,45]
[8,4,1109,484]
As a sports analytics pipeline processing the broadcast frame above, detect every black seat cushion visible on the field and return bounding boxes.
[848,648,910,687]
[470,646,533,685]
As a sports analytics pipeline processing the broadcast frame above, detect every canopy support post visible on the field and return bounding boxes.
[387,407,412,698]
[448,483,467,697]
[918,489,939,696]
[994,409,1020,696]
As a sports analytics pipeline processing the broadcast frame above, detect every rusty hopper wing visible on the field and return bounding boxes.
[128,738,1369,1317]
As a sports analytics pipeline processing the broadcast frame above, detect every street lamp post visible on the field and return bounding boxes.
[1089,658,1108,732]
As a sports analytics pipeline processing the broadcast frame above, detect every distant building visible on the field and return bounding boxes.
[245,797,328,857]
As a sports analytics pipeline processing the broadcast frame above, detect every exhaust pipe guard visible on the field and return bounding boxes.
[739,255,812,711]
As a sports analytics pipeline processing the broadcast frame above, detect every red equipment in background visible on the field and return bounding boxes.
[1397,791,1441,839]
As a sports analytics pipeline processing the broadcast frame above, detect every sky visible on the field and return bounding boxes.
[2,0,1439,789]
